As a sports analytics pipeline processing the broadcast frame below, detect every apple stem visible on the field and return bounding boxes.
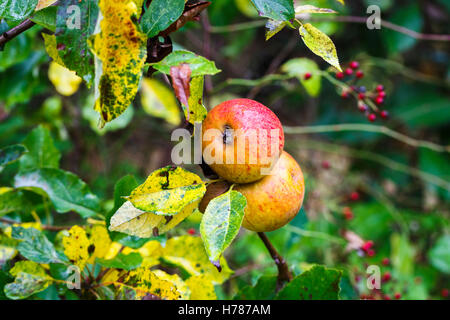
[257,232,293,290]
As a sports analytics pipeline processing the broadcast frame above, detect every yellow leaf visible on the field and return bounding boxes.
[101,269,121,284]
[90,0,147,125]
[121,240,162,268]
[140,78,181,126]
[42,33,65,67]
[185,275,217,300]
[62,226,90,271]
[0,233,17,265]
[265,20,287,41]
[162,235,233,285]
[104,242,123,260]
[109,167,205,237]
[35,0,57,11]
[299,23,342,72]
[48,61,82,96]
[88,225,112,262]
[126,267,181,300]
[295,5,337,14]
[186,76,208,124]
[153,270,190,300]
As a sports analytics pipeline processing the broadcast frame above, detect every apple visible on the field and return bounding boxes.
[202,98,284,184]
[199,151,305,233]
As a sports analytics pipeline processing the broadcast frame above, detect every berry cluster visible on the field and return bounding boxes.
[335,60,389,122]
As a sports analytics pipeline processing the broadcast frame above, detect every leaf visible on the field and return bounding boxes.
[14,168,101,218]
[19,125,60,172]
[126,166,205,215]
[62,225,90,270]
[295,5,337,14]
[151,50,221,77]
[109,167,205,237]
[55,0,99,86]
[88,224,112,261]
[96,252,143,271]
[0,144,27,171]
[0,189,33,217]
[0,0,39,21]
[89,0,147,125]
[170,63,191,108]
[186,76,208,124]
[0,21,33,72]
[200,189,246,264]
[391,233,415,276]
[42,33,65,66]
[233,275,277,300]
[4,261,52,300]
[162,235,232,284]
[276,265,342,300]
[30,5,56,31]
[265,20,287,40]
[153,270,190,300]
[35,0,57,11]
[185,275,217,300]
[428,235,450,274]
[298,23,341,71]
[11,227,61,264]
[281,58,322,96]
[48,61,82,96]
[249,0,295,21]
[140,0,185,38]
[0,233,18,266]
[140,78,181,126]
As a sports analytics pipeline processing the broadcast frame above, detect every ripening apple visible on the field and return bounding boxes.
[202,98,284,184]
[199,151,305,233]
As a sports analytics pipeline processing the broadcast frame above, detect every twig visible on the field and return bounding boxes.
[284,123,450,153]
[257,232,292,289]
[0,19,36,48]
[0,217,71,231]
[285,225,346,245]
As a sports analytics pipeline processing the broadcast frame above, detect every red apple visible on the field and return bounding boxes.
[202,99,284,183]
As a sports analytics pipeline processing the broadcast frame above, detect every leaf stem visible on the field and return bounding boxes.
[257,232,292,289]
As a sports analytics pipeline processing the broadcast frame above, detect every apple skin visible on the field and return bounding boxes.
[202,99,284,184]
[199,151,305,232]
[235,151,305,232]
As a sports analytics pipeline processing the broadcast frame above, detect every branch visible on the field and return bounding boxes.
[284,123,450,153]
[0,217,71,231]
[257,232,292,289]
[0,19,36,48]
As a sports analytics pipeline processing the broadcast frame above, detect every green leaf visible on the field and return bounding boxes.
[4,261,52,300]
[233,275,277,300]
[14,168,101,218]
[0,232,18,265]
[281,58,322,96]
[151,50,221,77]
[200,189,246,263]
[96,252,143,271]
[30,5,56,31]
[250,0,295,21]
[0,21,33,72]
[140,0,185,37]
[429,235,450,274]
[185,76,208,124]
[140,78,181,126]
[0,0,39,21]
[89,0,147,125]
[0,144,27,171]
[390,233,415,276]
[19,125,60,172]
[298,23,341,71]
[11,227,61,264]
[55,0,98,86]
[276,265,342,300]
[265,20,287,41]
[0,189,33,217]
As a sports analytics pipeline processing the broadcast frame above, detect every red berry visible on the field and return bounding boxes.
[304,72,312,80]
[367,249,375,257]
[350,85,357,91]
[362,240,374,252]
[394,293,401,299]
[350,191,360,201]
[356,70,364,78]
[321,160,330,169]
[349,61,359,69]
[358,104,368,113]
[187,228,196,235]
[375,97,384,105]
[384,295,391,300]
[382,272,391,282]
[377,91,386,98]
[368,113,376,122]
[376,85,384,92]
[442,289,449,298]
[380,110,389,119]
[358,93,365,100]
[382,257,390,266]
[345,68,353,75]
[343,207,353,220]
[336,72,344,79]
[341,91,349,99]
